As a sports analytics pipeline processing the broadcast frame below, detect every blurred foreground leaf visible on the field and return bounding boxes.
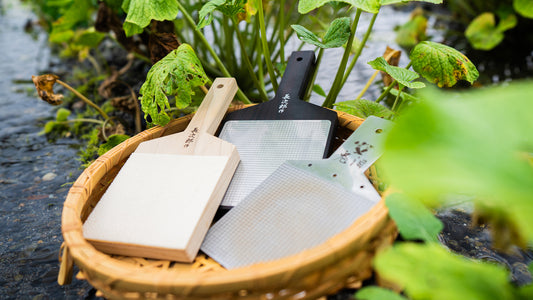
[382,81,533,243]
[385,193,443,243]
[374,243,514,300]
[465,12,517,50]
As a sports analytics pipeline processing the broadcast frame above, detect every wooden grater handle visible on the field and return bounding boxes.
[185,78,238,135]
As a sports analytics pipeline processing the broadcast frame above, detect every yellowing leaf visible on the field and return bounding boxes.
[31,74,64,105]
[139,44,209,126]
[514,0,533,18]
[410,41,478,87]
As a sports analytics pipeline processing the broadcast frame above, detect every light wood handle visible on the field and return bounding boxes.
[185,78,238,135]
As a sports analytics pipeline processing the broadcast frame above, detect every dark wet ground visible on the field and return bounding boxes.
[1,1,531,299]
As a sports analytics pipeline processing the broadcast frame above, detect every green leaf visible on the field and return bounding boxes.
[385,193,443,243]
[292,18,350,49]
[313,84,327,97]
[122,0,179,37]
[298,0,442,14]
[197,0,247,29]
[374,243,514,300]
[368,57,425,89]
[410,41,479,87]
[465,12,517,51]
[98,134,130,156]
[356,286,408,300]
[75,29,106,47]
[395,14,428,49]
[56,108,71,122]
[514,0,533,18]
[139,44,209,126]
[334,99,393,118]
[322,17,351,48]
[388,88,421,103]
[291,24,323,47]
[381,81,533,243]
[43,121,57,134]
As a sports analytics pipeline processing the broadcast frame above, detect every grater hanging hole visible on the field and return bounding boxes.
[217,84,224,88]
[360,185,365,189]
[297,57,303,61]
[308,163,313,167]
[332,174,337,177]
[375,128,383,134]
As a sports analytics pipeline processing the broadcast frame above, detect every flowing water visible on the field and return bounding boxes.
[0,1,530,298]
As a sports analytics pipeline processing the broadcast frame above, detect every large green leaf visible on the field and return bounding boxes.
[385,193,443,243]
[197,0,246,29]
[368,57,425,89]
[139,44,209,126]
[122,0,179,37]
[465,12,517,51]
[381,81,533,243]
[291,17,351,49]
[410,41,479,87]
[374,243,514,300]
[298,0,442,14]
[334,99,393,118]
[514,0,533,18]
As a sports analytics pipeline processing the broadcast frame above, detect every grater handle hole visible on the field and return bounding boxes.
[296,57,303,61]
[375,128,383,134]
[217,84,224,88]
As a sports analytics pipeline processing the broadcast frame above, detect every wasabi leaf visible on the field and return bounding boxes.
[197,0,246,29]
[291,17,351,49]
[410,41,479,87]
[122,0,179,37]
[298,0,442,14]
[465,12,517,50]
[374,243,514,300]
[334,99,393,118]
[139,44,209,126]
[385,193,443,243]
[381,82,533,243]
[356,286,408,300]
[368,57,425,89]
[514,0,533,18]
[395,14,427,49]
[56,108,71,122]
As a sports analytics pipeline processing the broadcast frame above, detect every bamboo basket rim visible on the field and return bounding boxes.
[60,106,395,296]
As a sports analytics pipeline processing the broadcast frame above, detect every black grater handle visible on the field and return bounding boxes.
[273,51,316,104]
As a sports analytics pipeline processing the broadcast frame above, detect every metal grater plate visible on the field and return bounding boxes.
[201,162,375,269]
[218,120,331,207]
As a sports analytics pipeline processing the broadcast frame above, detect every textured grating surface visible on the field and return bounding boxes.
[218,120,331,207]
[201,162,375,269]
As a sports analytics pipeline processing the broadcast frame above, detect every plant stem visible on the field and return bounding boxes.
[304,47,324,101]
[232,17,269,102]
[340,12,378,88]
[55,79,113,123]
[56,119,106,125]
[257,0,278,91]
[322,8,362,108]
[375,79,396,103]
[176,1,251,104]
[391,86,404,112]
[279,0,286,64]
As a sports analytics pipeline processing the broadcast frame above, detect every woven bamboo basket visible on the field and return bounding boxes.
[58,106,397,299]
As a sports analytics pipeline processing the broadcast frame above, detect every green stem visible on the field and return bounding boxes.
[56,80,112,123]
[322,8,362,108]
[257,0,278,91]
[304,47,324,101]
[391,86,404,112]
[279,0,286,64]
[56,118,106,125]
[232,16,269,102]
[375,79,396,103]
[340,12,378,88]
[176,1,251,104]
